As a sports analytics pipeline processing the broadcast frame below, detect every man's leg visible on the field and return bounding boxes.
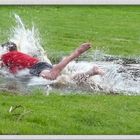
[72,65,104,83]
[40,43,91,80]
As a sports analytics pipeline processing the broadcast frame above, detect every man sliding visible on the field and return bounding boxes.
[0,42,104,81]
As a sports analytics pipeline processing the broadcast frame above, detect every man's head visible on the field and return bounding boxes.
[1,42,17,51]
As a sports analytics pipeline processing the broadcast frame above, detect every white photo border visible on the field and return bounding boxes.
[0,1,140,140]
[0,135,140,139]
[0,0,140,5]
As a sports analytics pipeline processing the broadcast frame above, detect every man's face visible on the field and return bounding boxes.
[1,42,17,52]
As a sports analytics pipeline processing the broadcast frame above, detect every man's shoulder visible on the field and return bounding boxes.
[2,51,18,57]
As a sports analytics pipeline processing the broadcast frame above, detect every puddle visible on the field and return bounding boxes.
[0,14,139,95]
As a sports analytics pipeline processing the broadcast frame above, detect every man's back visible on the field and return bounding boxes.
[1,51,39,73]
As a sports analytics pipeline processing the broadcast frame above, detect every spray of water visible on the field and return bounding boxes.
[0,14,139,95]
[10,14,51,64]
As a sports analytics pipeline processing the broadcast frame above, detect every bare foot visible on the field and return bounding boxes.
[76,43,91,54]
[87,66,105,76]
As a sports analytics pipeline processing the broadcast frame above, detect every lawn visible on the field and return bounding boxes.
[0,6,140,134]
[0,6,140,57]
[0,92,140,134]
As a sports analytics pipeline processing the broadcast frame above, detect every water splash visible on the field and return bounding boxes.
[61,61,140,95]
[0,14,52,93]
[10,14,51,64]
[0,14,139,95]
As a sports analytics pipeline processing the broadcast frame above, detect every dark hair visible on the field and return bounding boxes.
[1,42,17,51]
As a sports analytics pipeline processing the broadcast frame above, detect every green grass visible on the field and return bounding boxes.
[0,6,140,134]
[0,93,140,134]
[0,6,140,58]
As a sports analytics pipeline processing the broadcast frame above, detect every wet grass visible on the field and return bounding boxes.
[0,92,140,134]
[0,6,140,134]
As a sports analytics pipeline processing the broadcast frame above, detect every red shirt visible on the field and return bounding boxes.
[1,51,39,74]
